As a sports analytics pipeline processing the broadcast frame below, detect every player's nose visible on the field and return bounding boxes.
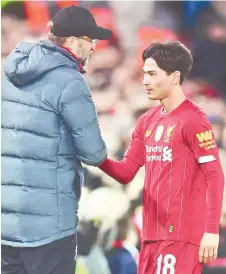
[142,75,150,85]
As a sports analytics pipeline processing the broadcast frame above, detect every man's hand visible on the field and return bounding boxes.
[199,233,219,263]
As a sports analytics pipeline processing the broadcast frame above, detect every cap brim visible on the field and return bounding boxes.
[88,26,112,40]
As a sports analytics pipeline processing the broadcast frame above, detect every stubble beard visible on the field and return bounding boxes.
[81,50,93,72]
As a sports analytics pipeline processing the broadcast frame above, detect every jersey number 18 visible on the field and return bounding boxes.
[157,254,176,274]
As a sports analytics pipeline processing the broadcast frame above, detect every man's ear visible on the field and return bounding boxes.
[65,37,76,50]
[172,71,181,85]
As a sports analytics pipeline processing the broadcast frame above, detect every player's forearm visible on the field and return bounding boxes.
[201,160,225,233]
[98,157,140,184]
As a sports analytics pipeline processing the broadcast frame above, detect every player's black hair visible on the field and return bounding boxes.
[142,40,193,84]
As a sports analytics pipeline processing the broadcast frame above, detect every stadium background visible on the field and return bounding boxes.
[1,1,226,273]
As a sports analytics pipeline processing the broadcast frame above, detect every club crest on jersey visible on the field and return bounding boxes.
[164,125,175,142]
[169,224,174,232]
[145,130,152,138]
[155,125,164,142]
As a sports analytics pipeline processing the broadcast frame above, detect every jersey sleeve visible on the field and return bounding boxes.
[98,115,146,184]
[183,113,219,164]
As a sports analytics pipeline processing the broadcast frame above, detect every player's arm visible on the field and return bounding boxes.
[184,114,224,233]
[184,113,225,262]
[98,116,145,184]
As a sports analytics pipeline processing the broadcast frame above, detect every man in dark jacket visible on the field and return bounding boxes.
[1,5,112,274]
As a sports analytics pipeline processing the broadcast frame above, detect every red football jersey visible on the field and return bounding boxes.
[132,99,222,245]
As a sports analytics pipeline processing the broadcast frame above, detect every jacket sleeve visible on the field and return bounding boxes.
[58,76,107,166]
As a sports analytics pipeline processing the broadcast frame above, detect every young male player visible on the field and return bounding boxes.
[98,41,225,273]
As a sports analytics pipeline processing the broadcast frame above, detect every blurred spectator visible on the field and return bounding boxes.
[150,1,183,32]
[190,1,226,100]
[77,187,132,274]
[209,116,226,149]
[195,1,226,39]
[108,1,154,54]
[182,1,210,34]
[106,214,138,274]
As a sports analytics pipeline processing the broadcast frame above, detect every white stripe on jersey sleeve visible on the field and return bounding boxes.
[198,155,216,163]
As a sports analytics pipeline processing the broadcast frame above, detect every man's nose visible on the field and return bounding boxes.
[142,75,150,85]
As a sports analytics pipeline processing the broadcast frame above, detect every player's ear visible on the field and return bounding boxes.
[171,71,180,85]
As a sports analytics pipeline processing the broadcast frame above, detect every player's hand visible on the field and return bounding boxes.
[199,233,219,263]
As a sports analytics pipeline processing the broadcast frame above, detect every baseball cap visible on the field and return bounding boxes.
[51,5,112,40]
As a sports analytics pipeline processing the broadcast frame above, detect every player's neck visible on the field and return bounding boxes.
[160,87,186,113]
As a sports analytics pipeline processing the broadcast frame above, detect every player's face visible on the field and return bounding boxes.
[142,58,172,100]
[67,36,98,68]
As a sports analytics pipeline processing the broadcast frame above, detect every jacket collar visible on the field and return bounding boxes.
[60,46,82,72]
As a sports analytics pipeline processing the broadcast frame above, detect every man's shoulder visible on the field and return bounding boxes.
[181,99,209,125]
[46,66,85,89]
[184,99,207,117]
[139,104,162,120]
[180,99,212,135]
[135,105,162,131]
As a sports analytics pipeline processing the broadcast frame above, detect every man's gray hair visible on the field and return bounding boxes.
[47,21,67,46]
[48,33,67,46]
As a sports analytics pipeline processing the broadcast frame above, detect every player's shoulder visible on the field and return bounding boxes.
[138,104,162,122]
[183,99,209,122]
[134,105,162,133]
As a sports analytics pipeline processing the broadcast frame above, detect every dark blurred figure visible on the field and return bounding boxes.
[106,214,138,274]
[209,116,226,149]
[77,219,102,256]
[191,1,226,100]
[83,168,104,190]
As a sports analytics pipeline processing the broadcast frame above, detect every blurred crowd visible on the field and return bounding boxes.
[1,1,226,274]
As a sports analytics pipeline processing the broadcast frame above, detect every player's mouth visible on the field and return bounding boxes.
[146,89,153,94]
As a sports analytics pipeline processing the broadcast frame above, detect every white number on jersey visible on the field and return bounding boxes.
[157,254,176,274]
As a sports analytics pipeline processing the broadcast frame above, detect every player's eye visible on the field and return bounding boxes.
[143,71,156,76]
[148,72,155,76]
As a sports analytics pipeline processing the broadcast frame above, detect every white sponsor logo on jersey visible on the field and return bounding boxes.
[162,146,172,162]
[146,145,172,162]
